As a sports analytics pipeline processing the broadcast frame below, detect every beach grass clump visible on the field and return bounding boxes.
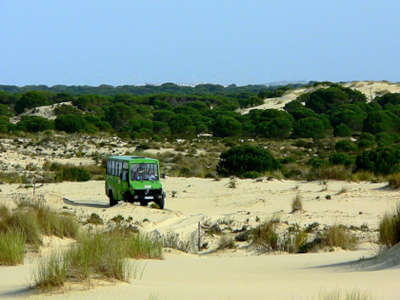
[34,232,128,290]
[291,194,303,213]
[34,252,67,290]
[33,231,162,290]
[0,202,79,250]
[161,232,191,252]
[125,233,163,259]
[323,225,358,250]
[36,206,79,239]
[379,204,400,247]
[0,230,25,265]
[251,219,280,252]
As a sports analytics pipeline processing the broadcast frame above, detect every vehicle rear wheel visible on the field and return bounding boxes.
[140,201,147,207]
[109,191,117,207]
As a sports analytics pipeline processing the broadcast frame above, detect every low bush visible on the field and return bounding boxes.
[379,204,400,247]
[86,213,104,225]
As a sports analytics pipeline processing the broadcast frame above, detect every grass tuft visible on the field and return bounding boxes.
[33,231,162,290]
[379,204,400,247]
[323,225,358,250]
[291,194,303,213]
[0,230,25,265]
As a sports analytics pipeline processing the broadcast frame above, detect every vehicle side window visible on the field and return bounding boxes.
[112,160,115,176]
[117,161,121,177]
[107,160,111,175]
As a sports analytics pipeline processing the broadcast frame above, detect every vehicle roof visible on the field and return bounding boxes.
[108,155,158,162]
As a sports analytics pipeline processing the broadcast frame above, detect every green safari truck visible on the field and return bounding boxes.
[105,156,165,209]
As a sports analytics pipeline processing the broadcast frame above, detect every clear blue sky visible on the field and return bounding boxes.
[1,0,399,86]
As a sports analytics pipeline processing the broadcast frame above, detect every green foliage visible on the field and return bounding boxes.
[55,114,88,133]
[357,132,375,149]
[217,144,279,177]
[302,86,366,113]
[329,152,353,166]
[15,91,50,114]
[211,115,241,137]
[363,110,400,134]
[376,93,400,107]
[376,132,399,147]
[17,116,54,132]
[335,140,357,152]
[334,123,352,137]
[356,147,400,174]
[45,162,91,182]
[294,117,325,139]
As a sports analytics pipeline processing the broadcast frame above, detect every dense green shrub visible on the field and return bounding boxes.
[335,140,357,152]
[363,110,400,134]
[329,152,353,166]
[333,123,351,137]
[17,116,54,132]
[356,147,400,174]
[376,93,400,107]
[293,117,325,139]
[303,86,366,113]
[14,91,50,114]
[376,132,399,147]
[217,144,279,177]
[357,132,375,149]
[211,115,241,137]
[55,114,89,133]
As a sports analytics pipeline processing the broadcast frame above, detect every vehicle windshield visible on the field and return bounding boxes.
[130,163,159,181]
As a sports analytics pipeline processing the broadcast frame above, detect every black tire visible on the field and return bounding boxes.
[140,201,147,207]
[109,191,117,207]
[158,193,165,209]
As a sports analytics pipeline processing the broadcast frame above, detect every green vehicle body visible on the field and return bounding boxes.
[105,156,165,209]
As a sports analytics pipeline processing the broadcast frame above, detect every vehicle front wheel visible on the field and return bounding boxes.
[157,193,165,209]
[109,191,117,207]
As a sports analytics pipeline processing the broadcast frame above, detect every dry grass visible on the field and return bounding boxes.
[323,225,358,250]
[251,219,280,252]
[388,173,400,189]
[217,235,235,250]
[379,204,400,247]
[291,194,303,213]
